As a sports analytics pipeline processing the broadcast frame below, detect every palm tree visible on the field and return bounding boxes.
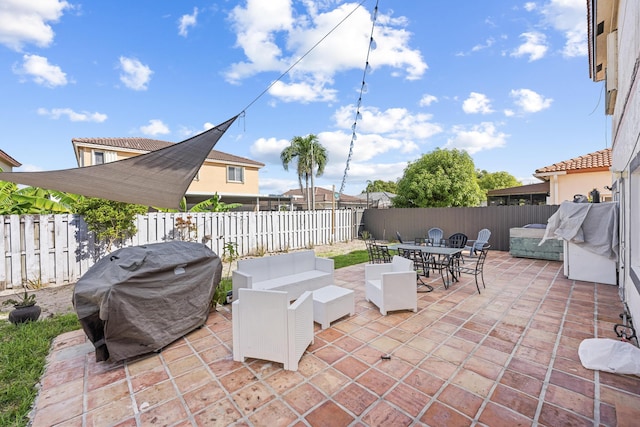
[0,181,82,214]
[280,134,328,210]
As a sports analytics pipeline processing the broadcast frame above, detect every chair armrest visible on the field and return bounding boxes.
[232,270,252,302]
[287,291,314,370]
[315,257,334,273]
[365,263,393,281]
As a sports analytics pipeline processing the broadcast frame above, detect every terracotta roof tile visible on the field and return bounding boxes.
[72,137,265,167]
[535,148,611,174]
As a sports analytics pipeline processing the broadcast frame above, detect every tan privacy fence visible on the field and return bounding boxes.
[1,210,355,290]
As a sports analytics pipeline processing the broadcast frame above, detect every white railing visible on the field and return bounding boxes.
[0,210,355,290]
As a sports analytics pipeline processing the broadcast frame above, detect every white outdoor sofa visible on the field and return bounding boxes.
[232,250,334,302]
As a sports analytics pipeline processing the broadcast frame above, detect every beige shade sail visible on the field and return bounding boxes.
[0,115,238,209]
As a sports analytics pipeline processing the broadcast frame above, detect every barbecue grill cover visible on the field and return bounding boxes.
[73,241,222,362]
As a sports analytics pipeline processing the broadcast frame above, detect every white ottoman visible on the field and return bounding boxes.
[312,285,355,329]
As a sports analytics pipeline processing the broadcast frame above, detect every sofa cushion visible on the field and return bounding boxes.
[268,253,296,279]
[237,257,271,279]
[254,270,332,294]
[292,250,316,273]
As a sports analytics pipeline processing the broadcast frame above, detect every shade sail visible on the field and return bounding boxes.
[0,115,238,209]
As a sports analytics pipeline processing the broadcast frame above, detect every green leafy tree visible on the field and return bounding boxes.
[364,180,398,194]
[393,148,483,207]
[74,198,148,251]
[476,170,521,200]
[281,134,328,210]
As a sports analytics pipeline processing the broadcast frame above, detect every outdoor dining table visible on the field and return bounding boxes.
[389,243,464,289]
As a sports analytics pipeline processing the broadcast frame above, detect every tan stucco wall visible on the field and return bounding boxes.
[0,159,15,172]
[187,161,260,195]
[551,171,613,203]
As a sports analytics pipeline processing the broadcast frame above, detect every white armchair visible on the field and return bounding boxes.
[232,288,314,371]
[365,256,418,315]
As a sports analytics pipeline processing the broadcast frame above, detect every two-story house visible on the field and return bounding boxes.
[72,137,284,210]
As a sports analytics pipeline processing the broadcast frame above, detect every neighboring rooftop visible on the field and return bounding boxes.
[535,148,611,174]
[0,149,21,167]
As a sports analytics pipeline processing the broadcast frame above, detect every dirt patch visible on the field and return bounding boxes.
[0,240,367,320]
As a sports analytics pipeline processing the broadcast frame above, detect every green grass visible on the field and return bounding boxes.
[0,313,81,426]
[0,249,368,426]
[330,249,369,269]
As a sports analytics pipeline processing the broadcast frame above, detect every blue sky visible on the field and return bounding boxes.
[1,0,609,197]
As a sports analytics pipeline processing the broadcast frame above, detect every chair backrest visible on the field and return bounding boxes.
[447,233,468,249]
[396,231,404,243]
[365,239,376,263]
[476,228,491,245]
[391,255,413,272]
[428,228,444,246]
[414,237,427,245]
[372,243,392,263]
[475,244,490,270]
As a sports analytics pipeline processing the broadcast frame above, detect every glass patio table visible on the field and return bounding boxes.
[389,243,464,289]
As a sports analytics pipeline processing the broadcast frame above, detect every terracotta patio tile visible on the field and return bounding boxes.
[130,365,170,393]
[490,384,538,418]
[174,366,214,394]
[334,355,370,379]
[84,396,135,427]
[31,395,83,427]
[126,353,162,375]
[333,383,378,416]
[553,356,594,381]
[333,335,364,353]
[454,327,485,344]
[353,345,386,365]
[41,365,85,389]
[544,384,594,418]
[219,366,258,393]
[206,358,243,377]
[134,379,177,409]
[403,368,446,396]
[314,344,348,365]
[432,344,468,364]
[600,402,617,427]
[263,369,304,394]
[139,398,189,426]
[462,356,502,381]
[549,369,595,398]
[537,402,592,427]
[477,401,533,427]
[87,379,130,411]
[355,368,396,396]
[249,399,298,426]
[375,356,412,380]
[310,368,349,396]
[420,400,472,427]
[306,401,354,427]
[296,354,328,378]
[35,377,84,410]
[599,371,640,395]
[499,370,543,397]
[183,382,227,414]
[507,357,548,381]
[161,343,193,363]
[406,335,438,353]
[369,335,403,354]
[232,382,275,416]
[418,357,458,381]
[167,354,204,377]
[392,343,427,365]
[451,369,494,398]
[385,383,430,417]
[362,400,413,426]
[284,383,325,414]
[437,384,483,418]
[474,344,511,366]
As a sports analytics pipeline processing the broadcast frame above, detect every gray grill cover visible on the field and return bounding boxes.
[73,241,222,362]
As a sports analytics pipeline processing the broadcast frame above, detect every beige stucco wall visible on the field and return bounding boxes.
[548,171,613,203]
[0,159,15,172]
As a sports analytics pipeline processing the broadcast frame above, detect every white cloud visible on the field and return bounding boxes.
[471,37,495,52]
[540,0,587,57]
[37,107,107,122]
[511,32,548,61]
[119,57,153,91]
[419,94,438,107]
[259,175,300,195]
[250,136,291,164]
[140,119,170,136]
[510,88,553,113]
[268,80,338,103]
[224,2,426,102]
[178,7,198,37]
[14,54,67,87]
[16,164,44,172]
[503,109,515,117]
[0,0,70,51]
[524,2,537,12]
[332,105,442,141]
[462,92,494,114]
[445,122,508,154]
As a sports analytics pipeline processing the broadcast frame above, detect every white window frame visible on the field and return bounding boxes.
[227,166,244,183]
[93,151,104,165]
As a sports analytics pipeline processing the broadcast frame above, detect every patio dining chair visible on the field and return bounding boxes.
[455,244,490,294]
[446,233,468,269]
[427,227,446,247]
[464,228,491,257]
[372,242,393,263]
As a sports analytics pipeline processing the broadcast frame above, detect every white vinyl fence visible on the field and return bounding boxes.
[1,210,355,291]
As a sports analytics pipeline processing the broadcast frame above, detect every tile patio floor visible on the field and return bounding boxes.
[30,251,640,426]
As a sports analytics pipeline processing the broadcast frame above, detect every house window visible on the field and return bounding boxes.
[94,151,104,165]
[227,166,244,183]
